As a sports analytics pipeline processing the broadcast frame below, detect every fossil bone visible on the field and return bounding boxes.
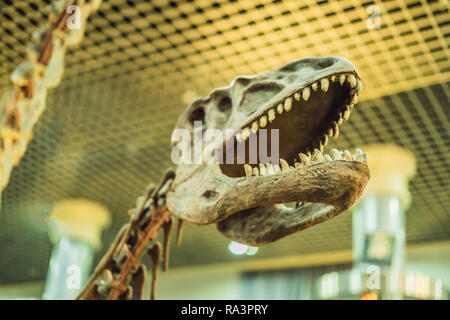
[167,56,369,246]
[0,0,103,203]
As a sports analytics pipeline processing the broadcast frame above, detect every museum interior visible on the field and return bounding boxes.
[0,0,448,300]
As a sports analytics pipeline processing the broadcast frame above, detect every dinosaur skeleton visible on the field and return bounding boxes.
[0,0,370,300]
[0,0,101,203]
[77,170,177,300]
[78,57,369,300]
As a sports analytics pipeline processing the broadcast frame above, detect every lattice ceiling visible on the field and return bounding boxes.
[0,0,448,284]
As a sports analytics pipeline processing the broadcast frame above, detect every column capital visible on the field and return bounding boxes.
[49,198,111,249]
[361,143,416,209]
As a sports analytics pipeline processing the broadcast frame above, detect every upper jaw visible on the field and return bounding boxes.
[219,68,363,178]
[228,57,361,142]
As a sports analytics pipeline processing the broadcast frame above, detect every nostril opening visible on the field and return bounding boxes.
[317,58,334,69]
[189,107,205,124]
[218,96,232,112]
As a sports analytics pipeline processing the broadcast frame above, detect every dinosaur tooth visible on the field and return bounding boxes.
[294,162,302,169]
[242,128,250,140]
[294,92,301,101]
[236,133,242,142]
[333,122,339,138]
[251,121,259,133]
[338,113,343,125]
[268,109,275,122]
[339,74,346,85]
[302,87,310,101]
[330,148,342,160]
[306,150,311,158]
[328,127,334,136]
[312,82,318,92]
[330,75,336,82]
[363,152,368,163]
[343,150,352,160]
[319,140,324,153]
[356,148,363,156]
[312,149,324,162]
[356,79,363,93]
[277,103,284,114]
[324,154,332,161]
[266,163,275,175]
[322,134,329,146]
[351,94,358,105]
[279,158,289,171]
[355,148,367,163]
[298,153,310,165]
[284,97,292,112]
[343,106,351,120]
[274,164,281,174]
[321,78,329,92]
[260,115,267,128]
[252,167,259,176]
[259,163,267,175]
[347,74,357,88]
[244,164,253,177]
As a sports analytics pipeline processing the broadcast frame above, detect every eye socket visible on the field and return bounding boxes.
[189,107,205,125]
[218,96,232,112]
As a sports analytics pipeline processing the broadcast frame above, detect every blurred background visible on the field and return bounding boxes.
[0,0,448,299]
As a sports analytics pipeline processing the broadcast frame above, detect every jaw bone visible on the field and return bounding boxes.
[217,161,369,246]
[167,155,369,245]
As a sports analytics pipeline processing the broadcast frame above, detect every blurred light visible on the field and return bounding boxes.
[361,292,378,300]
[406,272,415,296]
[245,246,259,256]
[320,272,339,299]
[228,241,259,256]
[435,279,442,300]
[350,269,361,294]
[365,197,377,233]
[228,241,248,255]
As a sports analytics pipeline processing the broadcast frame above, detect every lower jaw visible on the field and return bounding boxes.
[215,156,370,246]
[214,158,369,219]
[167,151,369,227]
[217,202,336,246]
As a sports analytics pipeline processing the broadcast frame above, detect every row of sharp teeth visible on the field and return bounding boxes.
[243,148,368,177]
[235,73,363,143]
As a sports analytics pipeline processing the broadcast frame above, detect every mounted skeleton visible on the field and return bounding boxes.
[77,56,369,299]
[1,1,370,300]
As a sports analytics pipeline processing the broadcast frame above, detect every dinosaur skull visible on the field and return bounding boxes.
[166,56,370,246]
